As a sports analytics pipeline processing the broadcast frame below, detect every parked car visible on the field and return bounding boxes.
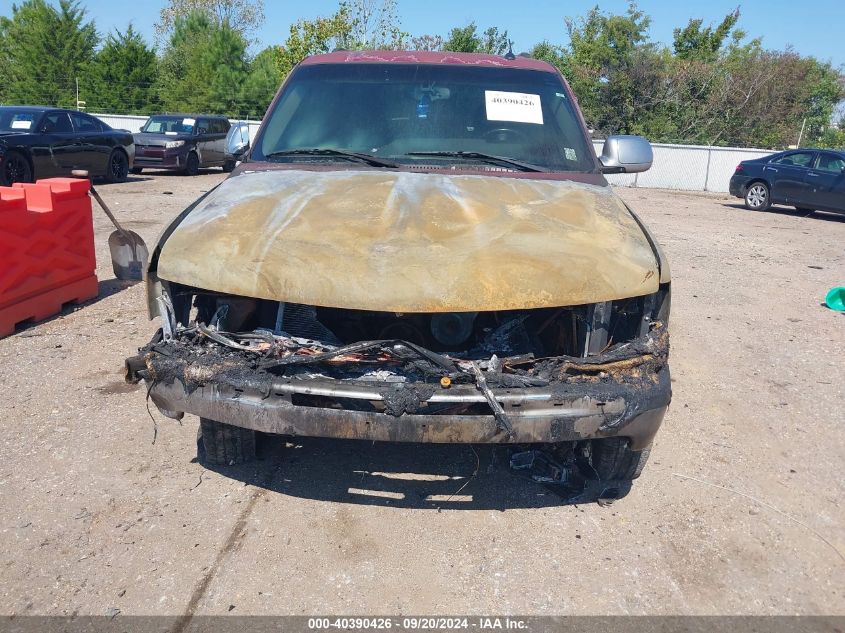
[0,106,134,185]
[132,114,232,175]
[125,51,671,494]
[729,148,845,215]
[224,121,251,165]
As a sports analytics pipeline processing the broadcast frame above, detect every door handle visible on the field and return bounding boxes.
[764,166,777,172]
[807,172,819,177]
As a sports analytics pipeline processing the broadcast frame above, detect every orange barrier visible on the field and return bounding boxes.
[0,178,98,338]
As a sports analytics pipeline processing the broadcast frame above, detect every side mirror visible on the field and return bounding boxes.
[599,135,653,174]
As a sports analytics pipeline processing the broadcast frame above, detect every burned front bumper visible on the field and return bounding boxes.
[125,328,671,449]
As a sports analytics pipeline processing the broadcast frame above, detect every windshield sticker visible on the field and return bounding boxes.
[11,120,32,129]
[564,147,577,160]
[182,118,196,126]
[485,91,543,125]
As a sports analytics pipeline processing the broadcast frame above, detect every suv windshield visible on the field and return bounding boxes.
[141,115,196,135]
[254,63,596,172]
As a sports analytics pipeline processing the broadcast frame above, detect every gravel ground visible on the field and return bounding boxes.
[0,170,843,617]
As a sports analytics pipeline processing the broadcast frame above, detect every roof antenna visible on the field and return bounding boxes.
[504,40,516,61]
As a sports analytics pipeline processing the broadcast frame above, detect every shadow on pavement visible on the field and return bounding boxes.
[203,436,630,510]
[723,202,845,222]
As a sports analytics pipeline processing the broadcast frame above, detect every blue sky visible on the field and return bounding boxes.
[2,0,843,67]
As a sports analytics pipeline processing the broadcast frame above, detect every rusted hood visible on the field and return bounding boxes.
[157,169,660,312]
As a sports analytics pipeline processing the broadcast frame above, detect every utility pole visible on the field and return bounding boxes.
[75,77,85,112]
[796,118,806,148]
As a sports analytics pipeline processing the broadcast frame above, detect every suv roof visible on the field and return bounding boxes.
[150,113,229,119]
[300,50,559,74]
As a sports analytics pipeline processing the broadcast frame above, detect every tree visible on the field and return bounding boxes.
[276,10,352,77]
[563,3,653,135]
[479,26,509,55]
[673,9,741,62]
[443,23,480,52]
[340,0,406,49]
[86,25,158,114]
[443,22,509,54]
[0,0,97,107]
[410,34,443,51]
[157,11,251,115]
[239,46,282,117]
[155,0,264,42]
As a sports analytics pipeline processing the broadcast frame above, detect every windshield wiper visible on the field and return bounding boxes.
[406,151,548,173]
[263,148,399,168]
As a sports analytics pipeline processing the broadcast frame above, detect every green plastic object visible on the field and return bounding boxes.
[825,287,845,311]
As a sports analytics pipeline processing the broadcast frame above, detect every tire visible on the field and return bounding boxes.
[131,166,143,175]
[183,151,200,176]
[222,159,236,173]
[590,437,651,481]
[1,150,33,186]
[106,149,129,183]
[198,418,256,465]
[744,181,770,211]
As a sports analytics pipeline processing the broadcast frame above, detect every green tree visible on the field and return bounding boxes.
[157,11,251,115]
[85,25,158,114]
[277,10,352,77]
[443,23,480,52]
[410,34,443,51]
[673,9,741,62]
[563,3,653,135]
[443,22,509,54]
[238,46,282,117]
[0,0,97,107]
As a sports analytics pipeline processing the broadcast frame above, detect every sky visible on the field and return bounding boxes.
[1,0,843,67]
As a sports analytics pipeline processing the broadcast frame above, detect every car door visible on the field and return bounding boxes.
[766,151,816,205]
[194,118,215,165]
[806,152,845,212]
[37,111,79,177]
[212,118,230,164]
[70,112,110,175]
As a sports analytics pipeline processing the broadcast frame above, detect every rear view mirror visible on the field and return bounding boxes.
[599,135,653,174]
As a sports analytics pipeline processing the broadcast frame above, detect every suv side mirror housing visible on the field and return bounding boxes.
[599,135,653,174]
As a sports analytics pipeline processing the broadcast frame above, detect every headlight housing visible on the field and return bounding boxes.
[165,140,185,149]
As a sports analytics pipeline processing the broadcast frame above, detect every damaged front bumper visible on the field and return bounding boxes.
[125,325,670,449]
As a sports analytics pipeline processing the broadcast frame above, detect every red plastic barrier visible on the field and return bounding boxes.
[0,178,98,337]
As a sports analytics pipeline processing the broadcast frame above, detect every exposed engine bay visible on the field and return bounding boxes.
[126,282,670,444]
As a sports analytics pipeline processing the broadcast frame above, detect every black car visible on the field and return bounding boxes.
[0,106,134,186]
[729,148,845,215]
[132,114,232,175]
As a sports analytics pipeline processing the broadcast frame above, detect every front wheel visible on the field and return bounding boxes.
[183,152,199,176]
[590,437,651,481]
[744,182,770,211]
[1,150,33,186]
[106,149,129,183]
[197,418,256,465]
[222,159,236,173]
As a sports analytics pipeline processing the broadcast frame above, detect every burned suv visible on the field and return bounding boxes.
[126,51,671,490]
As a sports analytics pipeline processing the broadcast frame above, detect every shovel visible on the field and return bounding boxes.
[72,170,149,281]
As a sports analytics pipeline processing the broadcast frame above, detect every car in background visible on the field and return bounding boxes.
[0,106,134,186]
[729,148,845,215]
[224,121,251,165]
[132,114,232,176]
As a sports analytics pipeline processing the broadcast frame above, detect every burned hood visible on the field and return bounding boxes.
[156,169,660,312]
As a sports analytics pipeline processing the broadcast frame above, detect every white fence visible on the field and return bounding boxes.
[94,113,771,193]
